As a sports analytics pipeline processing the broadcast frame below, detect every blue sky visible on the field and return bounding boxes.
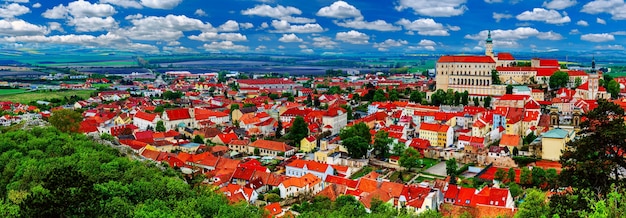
[0,0,625,55]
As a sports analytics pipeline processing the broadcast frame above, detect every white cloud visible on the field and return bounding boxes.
[278,45,285,49]
[163,46,195,53]
[140,0,182,9]
[594,44,624,50]
[312,36,337,49]
[278,33,303,42]
[576,20,589,26]
[32,3,41,8]
[258,36,271,41]
[485,0,503,3]
[542,0,577,10]
[493,12,512,22]
[408,39,437,51]
[239,22,254,29]
[537,31,563,40]
[68,0,117,18]
[335,19,400,31]
[301,48,314,54]
[202,41,248,52]
[260,22,269,29]
[0,33,129,49]
[0,19,49,36]
[48,22,64,32]
[516,8,571,24]
[218,20,239,32]
[395,0,467,17]
[125,14,143,20]
[255,45,266,51]
[611,31,626,35]
[189,32,247,42]
[580,33,615,42]
[316,1,362,19]
[396,18,451,36]
[270,20,324,33]
[373,39,408,51]
[335,30,369,44]
[5,0,29,2]
[241,4,314,23]
[569,29,581,35]
[194,9,207,17]
[581,0,626,20]
[597,17,606,24]
[68,16,118,32]
[100,0,143,9]
[42,4,69,19]
[118,14,214,41]
[0,3,30,18]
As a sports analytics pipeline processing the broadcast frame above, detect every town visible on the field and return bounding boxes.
[0,34,624,218]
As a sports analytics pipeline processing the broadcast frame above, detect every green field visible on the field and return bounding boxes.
[0,89,28,96]
[92,84,111,89]
[0,90,94,104]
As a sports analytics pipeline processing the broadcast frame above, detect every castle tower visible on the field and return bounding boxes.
[485,30,494,58]
[588,57,599,99]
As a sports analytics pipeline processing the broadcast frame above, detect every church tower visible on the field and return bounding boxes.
[485,30,494,58]
[588,57,599,99]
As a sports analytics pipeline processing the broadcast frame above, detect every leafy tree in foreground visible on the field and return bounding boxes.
[287,116,309,146]
[49,109,82,133]
[515,189,550,218]
[549,71,569,89]
[155,120,166,132]
[400,148,420,171]
[373,131,392,159]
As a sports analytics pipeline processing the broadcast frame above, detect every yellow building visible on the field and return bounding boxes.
[419,123,453,147]
[541,128,574,161]
[300,136,317,153]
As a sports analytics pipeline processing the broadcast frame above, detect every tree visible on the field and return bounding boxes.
[531,167,546,187]
[254,148,260,156]
[494,168,506,181]
[461,91,469,106]
[399,148,420,171]
[162,91,183,100]
[545,168,558,189]
[484,96,492,108]
[193,135,204,144]
[520,167,532,186]
[515,189,550,218]
[473,97,480,106]
[506,84,514,94]
[287,116,309,146]
[559,99,626,195]
[155,120,166,132]
[575,77,583,88]
[373,131,392,159]
[549,71,569,89]
[391,142,406,157]
[446,158,458,177]
[508,167,516,183]
[373,89,387,102]
[410,90,422,103]
[388,89,399,101]
[492,70,502,85]
[275,120,283,138]
[340,123,371,159]
[49,109,82,133]
[607,80,620,99]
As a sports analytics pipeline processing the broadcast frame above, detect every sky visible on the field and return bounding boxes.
[0,0,625,56]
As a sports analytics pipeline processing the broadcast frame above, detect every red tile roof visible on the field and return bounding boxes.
[536,68,559,77]
[497,53,515,60]
[134,111,158,121]
[567,70,587,77]
[264,203,283,217]
[238,78,295,85]
[287,159,331,173]
[325,175,358,189]
[165,108,191,121]
[455,187,477,206]
[498,94,530,101]
[539,59,559,67]
[438,55,496,63]
[249,139,293,152]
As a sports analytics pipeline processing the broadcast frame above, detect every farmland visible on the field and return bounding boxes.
[0,90,94,104]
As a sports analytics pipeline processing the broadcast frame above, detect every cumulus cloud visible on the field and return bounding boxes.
[312,36,338,49]
[0,3,30,18]
[188,32,247,42]
[335,30,369,44]
[408,39,437,51]
[516,8,571,24]
[255,45,266,52]
[493,12,512,22]
[373,39,408,51]
[242,4,314,23]
[396,18,452,36]
[465,27,562,48]
[537,31,563,40]
[0,33,128,48]
[270,20,324,33]
[301,48,314,54]
[100,0,143,9]
[194,9,207,17]
[118,14,214,41]
[163,46,195,53]
[42,4,69,19]
[542,0,577,9]
[218,20,240,32]
[582,0,626,20]
[0,19,49,36]
[395,0,467,17]
[316,1,362,19]
[597,17,606,24]
[576,20,589,26]
[335,19,400,31]
[68,16,118,32]
[203,41,248,52]
[239,22,254,29]
[48,22,64,32]
[278,33,303,42]
[581,33,615,42]
[569,29,581,35]
[43,1,117,19]
[32,3,41,8]
[140,0,182,9]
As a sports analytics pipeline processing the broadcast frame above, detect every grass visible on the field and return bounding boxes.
[0,89,28,96]
[350,166,375,180]
[418,158,439,169]
[92,84,111,89]
[0,90,94,104]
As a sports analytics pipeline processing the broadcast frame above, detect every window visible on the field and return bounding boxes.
[465,200,470,204]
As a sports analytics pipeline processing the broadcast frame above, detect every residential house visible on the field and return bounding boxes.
[399,185,441,214]
[419,123,453,147]
[300,136,317,153]
[248,139,295,157]
[228,139,250,154]
[162,108,194,131]
[278,173,323,198]
[220,184,258,204]
[286,159,334,181]
[133,111,160,130]
[541,128,574,161]
[212,132,238,145]
[488,146,510,157]
[322,107,348,135]
[500,134,521,152]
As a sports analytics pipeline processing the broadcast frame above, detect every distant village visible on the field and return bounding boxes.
[2,34,626,217]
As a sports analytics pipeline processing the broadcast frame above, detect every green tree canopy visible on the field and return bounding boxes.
[287,116,309,146]
[549,71,569,89]
[400,148,420,171]
[372,131,392,159]
[492,70,502,85]
[155,120,166,132]
[515,189,550,218]
[49,109,82,133]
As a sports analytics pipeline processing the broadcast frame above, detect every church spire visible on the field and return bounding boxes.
[485,30,494,57]
[486,30,493,43]
[591,56,596,72]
